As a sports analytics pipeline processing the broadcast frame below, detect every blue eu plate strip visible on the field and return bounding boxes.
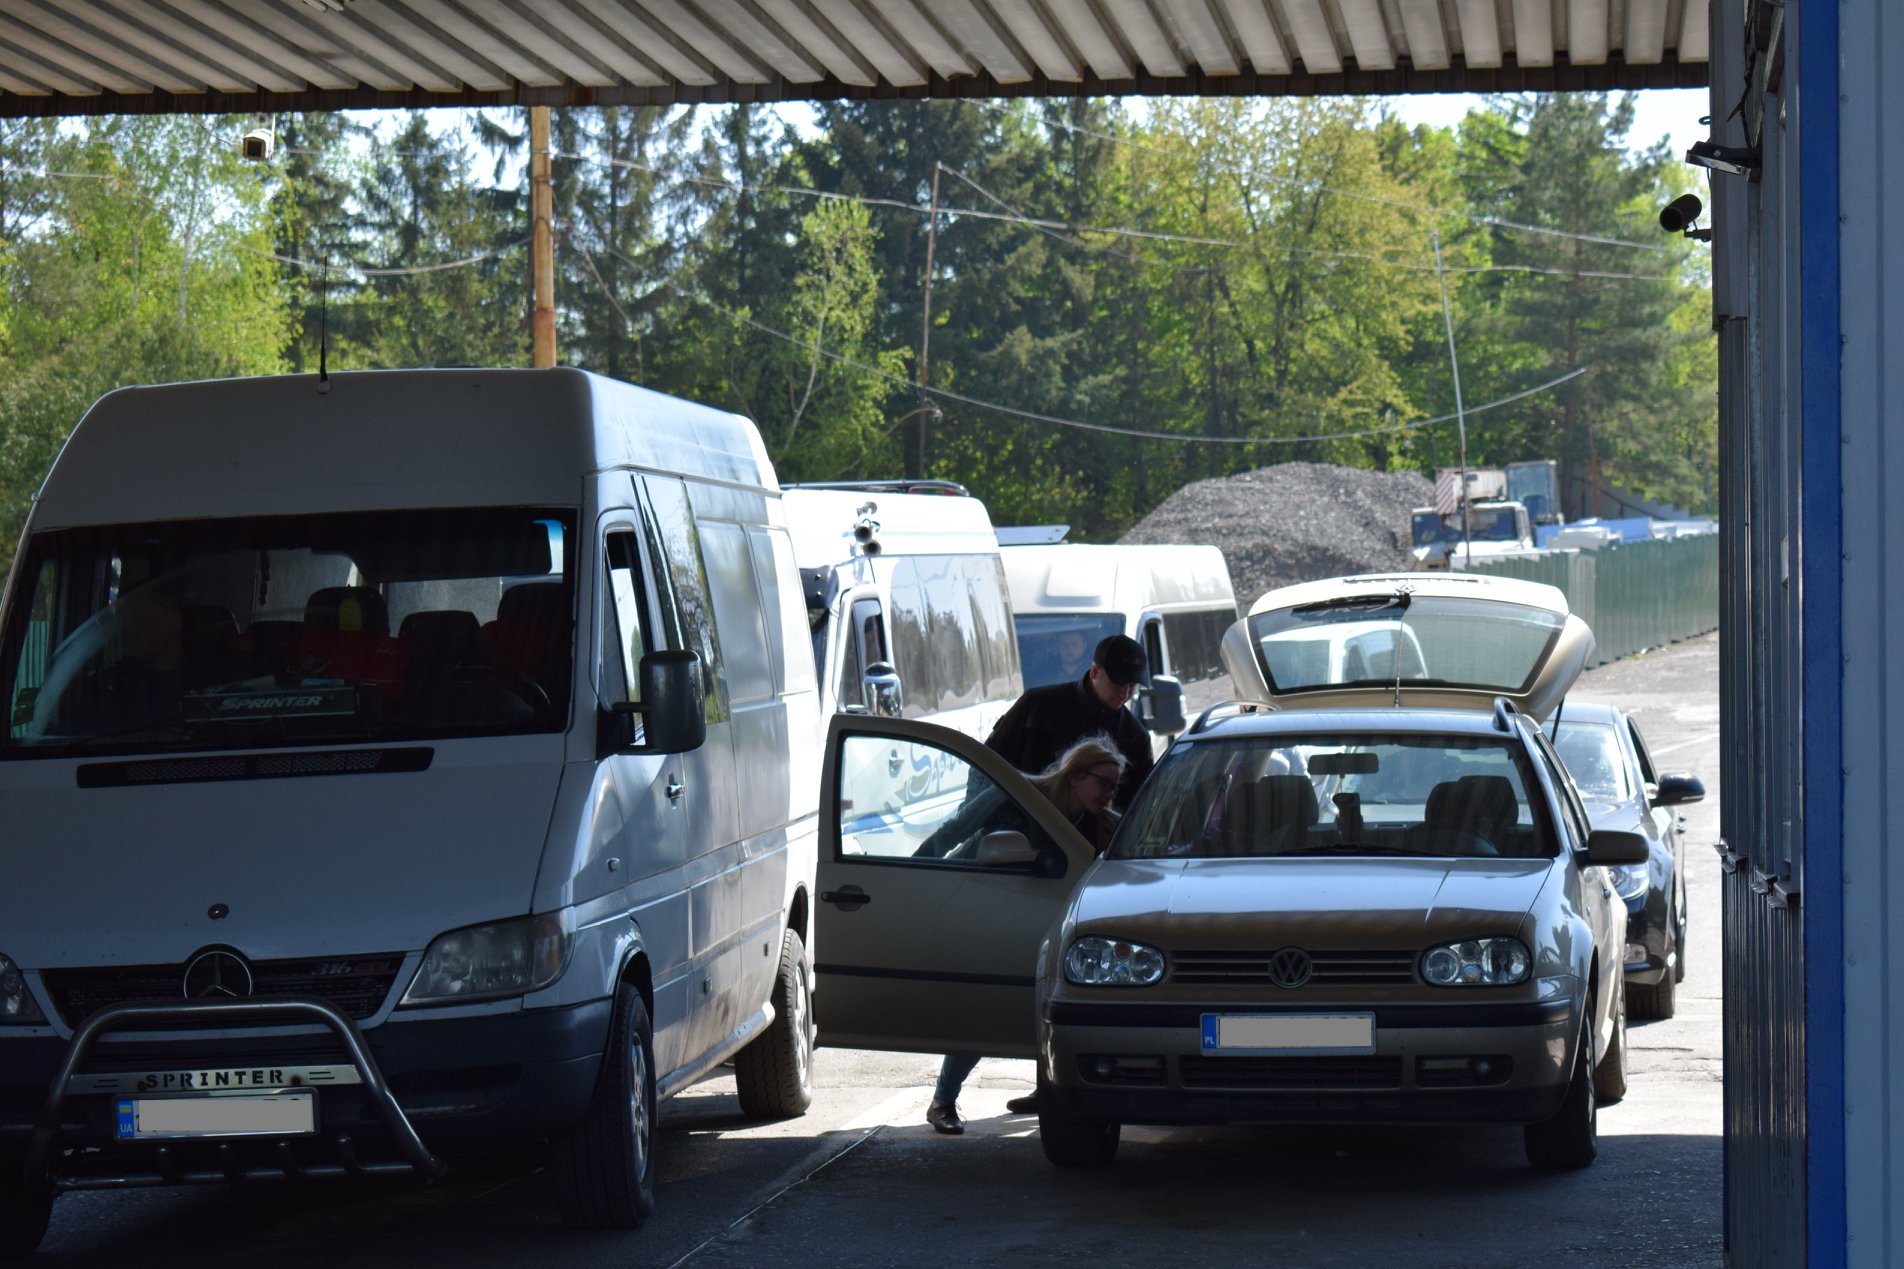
[1200,1014,1219,1053]
[116,1100,136,1139]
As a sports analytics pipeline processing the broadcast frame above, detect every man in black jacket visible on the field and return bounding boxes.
[986,633,1155,812]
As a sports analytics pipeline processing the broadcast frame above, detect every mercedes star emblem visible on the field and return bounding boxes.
[182,949,255,999]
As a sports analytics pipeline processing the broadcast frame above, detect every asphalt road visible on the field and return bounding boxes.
[29,633,1725,1268]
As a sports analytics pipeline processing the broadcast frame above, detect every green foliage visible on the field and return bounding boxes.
[0,96,1717,580]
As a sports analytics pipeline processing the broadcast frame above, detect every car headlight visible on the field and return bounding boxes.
[1607,863,1651,901]
[400,915,570,1006]
[1064,937,1166,986]
[0,953,46,1024]
[1421,938,1531,987]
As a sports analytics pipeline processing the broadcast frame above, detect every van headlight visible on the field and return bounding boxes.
[0,954,46,1024]
[1421,938,1531,987]
[401,915,570,1006]
[1064,937,1166,986]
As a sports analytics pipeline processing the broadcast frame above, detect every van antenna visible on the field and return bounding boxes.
[1391,583,1415,708]
[316,252,332,394]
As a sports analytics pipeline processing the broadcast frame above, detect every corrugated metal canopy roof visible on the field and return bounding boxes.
[0,1,1707,118]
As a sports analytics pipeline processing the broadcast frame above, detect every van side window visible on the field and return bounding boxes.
[698,521,774,706]
[639,477,730,723]
[5,559,54,739]
[1161,607,1236,716]
[965,555,1019,704]
[1142,621,1164,682]
[603,531,647,704]
[841,598,884,711]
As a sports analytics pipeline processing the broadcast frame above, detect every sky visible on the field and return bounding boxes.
[1381,87,1708,159]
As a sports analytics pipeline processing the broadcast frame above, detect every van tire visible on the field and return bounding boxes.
[1525,1018,1597,1169]
[0,1177,52,1258]
[551,985,656,1229]
[735,930,815,1119]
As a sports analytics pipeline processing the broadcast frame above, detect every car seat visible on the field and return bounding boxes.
[1416,775,1518,855]
[1215,774,1319,856]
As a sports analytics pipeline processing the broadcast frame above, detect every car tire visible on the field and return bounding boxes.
[735,929,815,1120]
[0,1176,52,1259]
[1037,1073,1119,1167]
[551,984,657,1229]
[1594,982,1629,1105]
[1525,1019,1597,1170]
[1632,925,1679,1020]
[1673,877,1689,984]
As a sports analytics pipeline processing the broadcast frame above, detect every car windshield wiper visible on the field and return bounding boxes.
[1280,842,1428,857]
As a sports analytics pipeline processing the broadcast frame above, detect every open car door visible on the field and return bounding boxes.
[815,713,1097,1057]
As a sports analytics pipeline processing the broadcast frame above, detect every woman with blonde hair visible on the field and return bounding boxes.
[922,734,1130,1134]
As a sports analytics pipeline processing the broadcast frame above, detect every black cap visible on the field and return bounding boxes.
[1094,634,1148,685]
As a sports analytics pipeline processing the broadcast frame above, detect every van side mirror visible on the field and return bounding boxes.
[1652,772,1706,807]
[609,649,706,753]
[1137,674,1185,735]
[863,661,904,717]
[1584,828,1650,865]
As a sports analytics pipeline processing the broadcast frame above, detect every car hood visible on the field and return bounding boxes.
[1074,856,1556,945]
[0,738,565,968]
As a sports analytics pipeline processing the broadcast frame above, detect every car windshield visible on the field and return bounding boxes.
[1550,719,1632,801]
[2,507,574,756]
[1014,612,1126,688]
[1248,595,1564,695]
[1413,509,1518,546]
[1112,733,1556,860]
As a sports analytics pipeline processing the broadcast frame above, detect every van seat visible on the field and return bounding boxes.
[480,582,570,705]
[180,605,240,687]
[300,586,400,682]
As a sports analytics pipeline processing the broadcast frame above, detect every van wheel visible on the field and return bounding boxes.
[1525,1019,1597,1169]
[1593,983,1628,1105]
[551,985,656,1229]
[1037,1074,1119,1167]
[0,1175,52,1259]
[735,930,815,1119]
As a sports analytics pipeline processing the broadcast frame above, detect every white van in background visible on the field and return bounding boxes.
[1000,536,1238,753]
[784,481,1022,743]
[0,369,819,1250]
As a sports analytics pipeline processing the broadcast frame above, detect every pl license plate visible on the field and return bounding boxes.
[115,1089,317,1140]
[1200,1012,1376,1055]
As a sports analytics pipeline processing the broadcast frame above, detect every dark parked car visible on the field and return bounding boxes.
[1549,701,1705,1019]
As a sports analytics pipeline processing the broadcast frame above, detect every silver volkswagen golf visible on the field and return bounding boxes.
[812,573,1646,1171]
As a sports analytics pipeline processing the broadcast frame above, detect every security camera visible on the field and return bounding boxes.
[241,127,275,161]
[1658,192,1710,241]
[1659,193,1702,233]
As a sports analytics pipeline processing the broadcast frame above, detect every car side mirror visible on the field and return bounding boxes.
[1137,674,1185,735]
[975,830,1038,868]
[610,649,706,753]
[1652,772,1706,807]
[863,661,904,717]
[1584,828,1650,866]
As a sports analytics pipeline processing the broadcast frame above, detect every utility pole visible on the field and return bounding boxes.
[530,105,556,369]
[1431,228,1471,568]
[914,162,942,479]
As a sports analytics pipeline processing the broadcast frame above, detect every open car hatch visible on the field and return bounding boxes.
[1219,572,1594,722]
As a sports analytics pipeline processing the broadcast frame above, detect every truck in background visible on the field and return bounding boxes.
[1410,500,1537,569]
[998,535,1237,754]
[1505,459,1562,525]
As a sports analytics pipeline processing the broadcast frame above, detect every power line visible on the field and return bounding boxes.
[267,239,527,278]
[631,267,1590,447]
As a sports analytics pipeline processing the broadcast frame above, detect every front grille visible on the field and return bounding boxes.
[1179,1055,1403,1090]
[1170,949,1418,987]
[42,955,405,1028]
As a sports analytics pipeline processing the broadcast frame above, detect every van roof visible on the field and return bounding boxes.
[782,486,1002,567]
[33,368,776,528]
[1002,542,1235,613]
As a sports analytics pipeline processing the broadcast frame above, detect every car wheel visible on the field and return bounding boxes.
[1525,1018,1597,1169]
[1594,981,1628,1105]
[1632,931,1679,1021]
[0,1174,52,1258]
[551,984,657,1229]
[735,929,816,1119]
[1037,1072,1120,1167]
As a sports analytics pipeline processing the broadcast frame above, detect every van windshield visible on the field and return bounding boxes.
[2,507,575,756]
[1014,612,1126,688]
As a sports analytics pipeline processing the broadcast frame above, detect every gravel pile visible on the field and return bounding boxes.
[1120,462,1436,606]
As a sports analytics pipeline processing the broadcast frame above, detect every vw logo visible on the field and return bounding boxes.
[182,949,254,999]
[1266,947,1312,989]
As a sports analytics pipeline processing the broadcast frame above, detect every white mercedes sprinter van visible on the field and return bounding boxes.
[784,481,1022,743]
[0,369,820,1251]
[1001,539,1238,753]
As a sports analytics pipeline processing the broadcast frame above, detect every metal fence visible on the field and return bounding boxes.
[1457,534,1720,667]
